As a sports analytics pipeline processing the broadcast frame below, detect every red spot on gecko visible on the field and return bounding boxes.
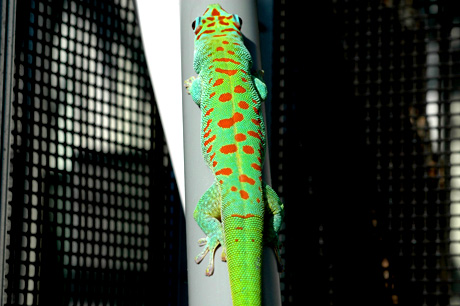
[210,153,216,160]
[240,190,249,199]
[241,77,247,82]
[257,198,261,203]
[219,93,232,102]
[203,129,212,138]
[205,108,214,117]
[206,17,214,21]
[207,22,216,27]
[228,51,235,55]
[234,133,246,142]
[251,119,261,126]
[213,79,224,87]
[243,145,254,154]
[231,213,256,219]
[215,68,238,76]
[204,119,212,132]
[216,46,224,51]
[213,58,241,65]
[251,163,261,171]
[220,144,237,154]
[216,168,233,176]
[247,130,260,139]
[210,92,216,98]
[197,30,215,40]
[212,8,220,16]
[206,145,213,153]
[213,161,218,167]
[239,174,256,185]
[222,28,236,32]
[253,107,259,115]
[223,41,229,44]
[238,101,249,109]
[204,135,216,146]
[234,85,246,93]
[217,112,244,128]
[235,227,243,230]
[231,186,237,191]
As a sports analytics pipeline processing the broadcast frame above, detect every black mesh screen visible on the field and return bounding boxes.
[271,0,460,305]
[4,0,185,305]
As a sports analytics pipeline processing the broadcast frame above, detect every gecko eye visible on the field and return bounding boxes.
[192,17,202,31]
[233,14,243,28]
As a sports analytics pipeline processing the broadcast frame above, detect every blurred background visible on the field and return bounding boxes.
[2,0,460,305]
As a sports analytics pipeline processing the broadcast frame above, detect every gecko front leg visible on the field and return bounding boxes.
[184,76,202,107]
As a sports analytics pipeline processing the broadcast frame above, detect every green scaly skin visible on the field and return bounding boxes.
[185,4,285,305]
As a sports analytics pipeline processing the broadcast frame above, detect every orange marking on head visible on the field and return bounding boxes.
[235,239,239,242]
[210,92,216,98]
[204,135,216,146]
[219,93,232,102]
[240,70,247,74]
[247,130,260,139]
[213,79,224,87]
[194,25,203,35]
[235,227,243,230]
[239,174,256,185]
[217,112,244,128]
[241,77,247,82]
[213,34,227,38]
[257,198,261,203]
[222,28,237,32]
[243,145,254,154]
[213,58,241,65]
[205,107,214,117]
[240,190,249,199]
[207,22,216,27]
[253,107,259,115]
[212,8,220,16]
[233,43,240,45]
[223,41,229,44]
[234,85,246,93]
[215,68,238,76]
[216,168,233,176]
[216,46,224,51]
[219,21,230,26]
[206,16,214,20]
[238,101,249,109]
[251,163,261,171]
[197,30,216,40]
[206,145,213,153]
[210,152,216,160]
[228,51,235,55]
[234,133,246,142]
[231,186,237,191]
[219,180,223,184]
[251,119,261,126]
[208,78,213,84]
[220,144,237,154]
[213,161,218,167]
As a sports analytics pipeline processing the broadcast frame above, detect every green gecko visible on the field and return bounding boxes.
[185,4,284,305]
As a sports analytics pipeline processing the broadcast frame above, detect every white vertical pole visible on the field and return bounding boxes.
[180,1,281,305]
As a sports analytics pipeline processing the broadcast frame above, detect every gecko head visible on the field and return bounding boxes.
[191,4,243,42]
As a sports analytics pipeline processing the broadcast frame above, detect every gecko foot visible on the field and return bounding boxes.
[195,234,222,276]
[184,76,196,95]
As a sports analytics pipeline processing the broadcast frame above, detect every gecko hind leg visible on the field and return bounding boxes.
[263,183,285,271]
[193,181,225,276]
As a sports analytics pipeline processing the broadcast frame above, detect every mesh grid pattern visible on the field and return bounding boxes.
[271,0,460,305]
[4,0,184,305]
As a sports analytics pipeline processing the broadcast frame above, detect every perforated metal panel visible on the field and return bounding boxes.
[3,0,185,305]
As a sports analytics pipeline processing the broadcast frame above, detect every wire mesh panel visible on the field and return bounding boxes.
[4,0,185,305]
[271,0,460,305]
